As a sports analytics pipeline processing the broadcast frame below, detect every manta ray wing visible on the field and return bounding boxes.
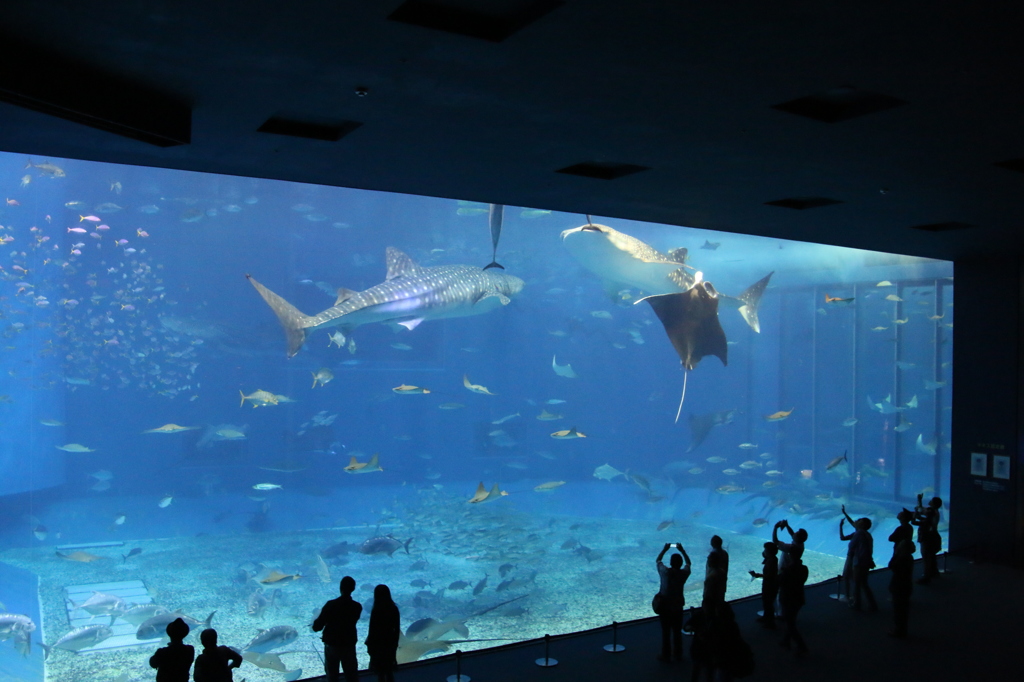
[642,283,728,371]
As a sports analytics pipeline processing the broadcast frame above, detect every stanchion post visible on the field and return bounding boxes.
[603,620,625,652]
[535,633,559,667]
[446,648,470,682]
[828,573,846,602]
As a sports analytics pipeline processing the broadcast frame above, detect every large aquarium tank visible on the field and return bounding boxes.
[0,151,951,681]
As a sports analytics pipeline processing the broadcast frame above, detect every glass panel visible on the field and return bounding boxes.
[0,152,952,680]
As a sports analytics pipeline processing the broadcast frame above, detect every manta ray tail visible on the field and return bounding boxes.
[735,271,774,333]
[674,371,688,424]
[246,274,311,357]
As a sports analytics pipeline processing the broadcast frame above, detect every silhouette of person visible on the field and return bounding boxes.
[913,495,943,584]
[313,576,363,682]
[192,629,242,682]
[842,506,877,611]
[889,509,915,560]
[709,603,754,682]
[687,608,714,682]
[749,542,779,628]
[839,510,856,600]
[655,542,692,661]
[365,584,400,682]
[149,617,194,682]
[702,535,729,609]
[773,520,809,656]
[888,538,916,638]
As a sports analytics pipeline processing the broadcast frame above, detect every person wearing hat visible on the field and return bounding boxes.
[149,617,195,682]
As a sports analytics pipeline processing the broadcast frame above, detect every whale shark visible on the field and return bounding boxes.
[560,222,773,332]
[248,247,525,357]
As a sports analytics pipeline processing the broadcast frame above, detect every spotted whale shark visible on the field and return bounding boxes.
[248,247,525,357]
[560,222,773,333]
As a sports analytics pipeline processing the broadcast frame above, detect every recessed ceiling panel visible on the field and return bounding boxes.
[772,87,907,123]
[765,196,843,210]
[555,161,650,180]
[388,0,563,42]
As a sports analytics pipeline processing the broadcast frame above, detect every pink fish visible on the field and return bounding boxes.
[136,229,149,237]
[96,224,110,231]
[71,249,82,255]
[79,215,101,222]
[90,233,102,239]
[116,239,129,246]
[123,248,137,254]
[67,227,87,233]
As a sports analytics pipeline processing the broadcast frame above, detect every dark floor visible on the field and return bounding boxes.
[304,554,1022,681]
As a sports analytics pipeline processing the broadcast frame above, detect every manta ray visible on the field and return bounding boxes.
[562,221,773,423]
[687,408,739,452]
[248,247,525,357]
[560,222,773,333]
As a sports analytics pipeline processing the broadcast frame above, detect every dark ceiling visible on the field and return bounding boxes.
[2,1,1023,261]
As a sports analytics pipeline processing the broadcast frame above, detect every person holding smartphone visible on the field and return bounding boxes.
[655,542,692,661]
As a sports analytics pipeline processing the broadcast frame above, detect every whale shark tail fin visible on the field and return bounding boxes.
[246,274,311,357]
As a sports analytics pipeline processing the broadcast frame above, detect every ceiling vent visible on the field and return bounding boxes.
[388,0,563,42]
[772,87,907,123]
[994,159,1024,174]
[765,196,842,210]
[555,161,649,180]
[909,221,975,232]
[257,117,362,142]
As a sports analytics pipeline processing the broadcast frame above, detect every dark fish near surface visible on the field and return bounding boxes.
[448,580,469,591]
[498,563,516,578]
[137,611,215,641]
[657,520,674,531]
[122,547,143,562]
[409,559,428,571]
[321,541,357,559]
[473,573,489,596]
[826,450,848,471]
[410,579,430,588]
[43,625,112,657]
[360,536,413,557]
[560,538,579,550]
[496,578,514,592]
[244,625,298,653]
[484,204,505,270]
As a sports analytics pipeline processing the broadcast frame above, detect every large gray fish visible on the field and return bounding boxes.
[248,247,525,357]
[360,535,413,557]
[243,625,298,653]
[136,611,215,641]
[71,591,127,625]
[120,604,170,627]
[561,223,772,333]
[42,624,112,657]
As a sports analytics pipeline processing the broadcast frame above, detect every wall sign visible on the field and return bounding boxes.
[970,452,988,477]
[992,455,1011,480]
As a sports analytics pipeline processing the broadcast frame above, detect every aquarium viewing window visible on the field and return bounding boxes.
[0,151,952,681]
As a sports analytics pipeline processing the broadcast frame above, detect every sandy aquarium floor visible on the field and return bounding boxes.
[0,505,845,682]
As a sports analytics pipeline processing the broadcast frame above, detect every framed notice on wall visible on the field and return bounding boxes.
[992,455,1011,480]
[970,452,988,477]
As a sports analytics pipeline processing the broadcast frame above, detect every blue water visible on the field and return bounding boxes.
[0,151,952,680]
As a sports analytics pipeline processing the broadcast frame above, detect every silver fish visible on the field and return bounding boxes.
[44,625,112,657]
[136,611,215,641]
[244,625,298,653]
